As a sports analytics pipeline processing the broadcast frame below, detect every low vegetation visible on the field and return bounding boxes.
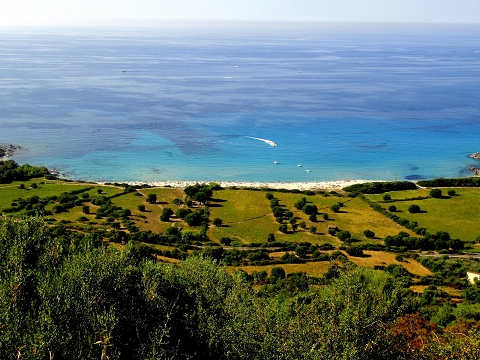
[2,167,480,358]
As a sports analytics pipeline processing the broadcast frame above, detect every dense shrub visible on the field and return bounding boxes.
[343,181,417,194]
[430,188,442,198]
[408,204,421,213]
[364,229,375,239]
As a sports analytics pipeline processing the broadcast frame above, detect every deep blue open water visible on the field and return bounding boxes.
[1,24,480,182]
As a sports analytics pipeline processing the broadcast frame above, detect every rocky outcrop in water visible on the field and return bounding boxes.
[0,144,21,158]
[467,153,480,176]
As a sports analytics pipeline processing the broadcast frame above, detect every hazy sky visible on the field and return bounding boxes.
[1,0,479,26]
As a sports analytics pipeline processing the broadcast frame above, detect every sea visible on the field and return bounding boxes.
[1,23,480,183]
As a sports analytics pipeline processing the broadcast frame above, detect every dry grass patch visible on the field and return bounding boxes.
[347,251,432,277]
[410,285,463,298]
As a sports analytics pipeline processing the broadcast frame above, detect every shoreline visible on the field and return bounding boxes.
[96,178,380,191]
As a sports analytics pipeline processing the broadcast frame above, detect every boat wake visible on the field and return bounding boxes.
[247,136,277,147]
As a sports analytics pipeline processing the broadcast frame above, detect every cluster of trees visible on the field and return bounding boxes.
[367,200,429,236]
[184,183,214,205]
[384,231,464,252]
[0,160,50,184]
[418,177,480,187]
[343,180,417,194]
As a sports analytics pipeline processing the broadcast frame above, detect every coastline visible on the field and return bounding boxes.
[99,178,379,191]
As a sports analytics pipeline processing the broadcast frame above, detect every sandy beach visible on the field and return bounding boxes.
[107,179,378,191]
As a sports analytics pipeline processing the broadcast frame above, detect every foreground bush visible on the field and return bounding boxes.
[0,217,476,359]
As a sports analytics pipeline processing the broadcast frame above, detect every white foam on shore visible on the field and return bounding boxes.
[108,179,379,191]
[246,136,277,147]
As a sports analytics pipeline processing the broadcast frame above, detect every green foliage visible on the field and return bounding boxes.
[184,210,205,226]
[337,230,352,242]
[383,194,391,201]
[160,207,174,221]
[343,180,417,194]
[417,177,480,187]
[146,193,157,204]
[3,217,469,359]
[0,160,49,184]
[363,229,375,238]
[269,266,286,280]
[176,207,192,219]
[302,203,317,215]
[408,204,421,213]
[330,203,341,213]
[388,205,397,212]
[447,189,457,196]
[346,246,364,257]
[430,188,443,198]
[294,197,307,210]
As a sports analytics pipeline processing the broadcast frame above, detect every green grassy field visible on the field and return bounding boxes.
[366,188,480,242]
[3,177,480,298]
[4,179,479,244]
[208,189,416,245]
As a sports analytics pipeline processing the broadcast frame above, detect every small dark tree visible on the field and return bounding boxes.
[213,218,222,227]
[337,230,351,242]
[295,245,309,258]
[137,204,145,212]
[346,246,364,257]
[388,205,397,212]
[383,194,391,201]
[265,192,274,200]
[294,197,307,210]
[299,221,307,229]
[184,185,200,198]
[160,207,173,222]
[408,204,421,213]
[302,204,318,215]
[309,213,317,222]
[220,237,232,246]
[176,208,192,219]
[30,183,37,189]
[184,211,204,226]
[146,193,157,204]
[172,198,183,205]
[82,205,90,214]
[279,224,288,233]
[310,226,317,234]
[363,229,375,239]
[447,189,456,196]
[267,233,275,242]
[430,188,442,198]
[194,191,208,204]
[270,267,286,280]
[330,204,340,213]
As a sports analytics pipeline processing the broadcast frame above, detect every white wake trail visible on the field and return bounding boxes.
[247,136,278,147]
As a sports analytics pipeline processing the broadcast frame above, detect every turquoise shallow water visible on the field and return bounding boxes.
[1,25,480,182]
